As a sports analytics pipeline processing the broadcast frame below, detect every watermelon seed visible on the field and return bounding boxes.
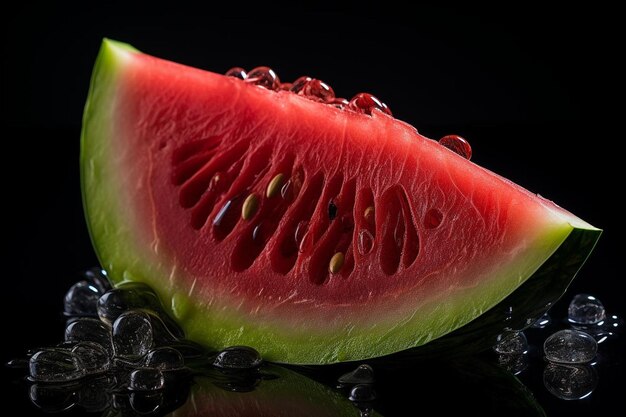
[364,206,375,224]
[328,201,338,220]
[266,173,285,198]
[438,135,472,160]
[213,200,232,227]
[358,230,375,255]
[241,194,260,221]
[329,252,345,274]
[225,67,247,80]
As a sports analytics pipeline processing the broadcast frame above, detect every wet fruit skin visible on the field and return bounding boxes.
[81,39,600,364]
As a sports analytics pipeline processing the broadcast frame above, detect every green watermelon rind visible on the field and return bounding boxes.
[81,39,601,364]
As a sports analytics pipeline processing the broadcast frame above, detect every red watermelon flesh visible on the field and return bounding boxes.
[81,39,600,364]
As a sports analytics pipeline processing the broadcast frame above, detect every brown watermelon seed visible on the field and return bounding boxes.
[329,252,345,274]
[241,194,259,220]
[364,206,375,224]
[266,173,285,198]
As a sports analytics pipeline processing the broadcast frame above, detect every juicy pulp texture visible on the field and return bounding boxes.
[81,39,600,363]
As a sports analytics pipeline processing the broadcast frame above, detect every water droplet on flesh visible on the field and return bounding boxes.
[544,329,597,364]
[128,368,165,391]
[212,346,262,370]
[290,76,312,93]
[543,363,598,400]
[348,93,392,116]
[29,349,85,382]
[246,66,280,90]
[300,79,335,102]
[439,135,472,160]
[494,332,528,354]
[225,67,247,79]
[113,310,154,359]
[338,364,374,385]
[568,294,606,325]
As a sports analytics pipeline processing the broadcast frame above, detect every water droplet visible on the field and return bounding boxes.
[358,229,375,255]
[439,135,472,160]
[300,79,335,102]
[142,347,184,371]
[225,67,247,79]
[338,364,374,385]
[71,342,110,374]
[349,384,376,402]
[290,76,312,93]
[494,331,528,354]
[424,208,443,229]
[544,329,597,364]
[497,353,528,375]
[128,368,165,391]
[328,200,338,220]
[65,318,113,356]
[213,346,262,370]
[348,93,392,116]
[64,281,100,316]
[113,310,154,359]
[543,363,598,400]
[568,294,606,325]
[83,267,111,293]
[330,97,350,108]
[29,349,85,382]
[531,312,552,328]
[246,66,280,90]
[97,282,163,324]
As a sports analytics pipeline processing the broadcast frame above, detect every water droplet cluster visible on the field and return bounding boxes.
[493,293,621,401]
[225,66,392,116]
[13,267,265,415]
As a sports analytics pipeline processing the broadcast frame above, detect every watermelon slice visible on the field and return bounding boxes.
[81,39,600,364]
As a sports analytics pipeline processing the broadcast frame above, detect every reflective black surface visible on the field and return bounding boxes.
[2,5,624,416]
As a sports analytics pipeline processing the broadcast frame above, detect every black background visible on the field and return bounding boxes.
[2,3,624,416]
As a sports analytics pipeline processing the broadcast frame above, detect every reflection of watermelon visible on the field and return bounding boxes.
[81,39,600,364]
[176,365,379,417]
